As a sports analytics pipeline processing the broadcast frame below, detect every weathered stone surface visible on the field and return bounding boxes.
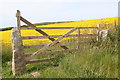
[99,29,109,41]
[11,28,26,75]
[31,72,40,77]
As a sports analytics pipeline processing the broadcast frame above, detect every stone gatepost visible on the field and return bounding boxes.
[99,29,109,41]
[11,28,26,75]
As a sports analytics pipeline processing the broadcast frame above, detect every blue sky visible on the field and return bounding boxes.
[0,0,119,28]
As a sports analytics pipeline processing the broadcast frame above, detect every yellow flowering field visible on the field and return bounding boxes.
[0,17,118,46]
[38,17,118,28]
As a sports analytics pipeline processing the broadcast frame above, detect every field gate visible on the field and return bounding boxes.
[11,10,101,75]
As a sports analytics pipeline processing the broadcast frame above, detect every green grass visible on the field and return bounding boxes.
[2,28,118,78]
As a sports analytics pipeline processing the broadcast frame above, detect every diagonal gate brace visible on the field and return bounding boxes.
[26,27,77,60]
[20,16,68,50]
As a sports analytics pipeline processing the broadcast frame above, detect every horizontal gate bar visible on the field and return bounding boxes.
[23,41,77,49]
[21,27,98,30]
[23,44,46,48]
[22,34,77,39]
[25,48,78,59]
[23,41,91,49]
[22,34,98,40]
[26,58,54,64]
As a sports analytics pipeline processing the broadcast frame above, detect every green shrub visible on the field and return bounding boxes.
[0,27,13,31]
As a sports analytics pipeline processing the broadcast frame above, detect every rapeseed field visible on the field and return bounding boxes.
[0,17,118,46]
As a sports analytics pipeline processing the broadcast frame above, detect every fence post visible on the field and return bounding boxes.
[97,24,101,41]
[11,10,26,75]
[77,28,80,49]
[12,28,26,75]
[114,20,117,30]
[16,10,21,32]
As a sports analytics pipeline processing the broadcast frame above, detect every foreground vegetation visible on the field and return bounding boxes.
[2,27,118,78]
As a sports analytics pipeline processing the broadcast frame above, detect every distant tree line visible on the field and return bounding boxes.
[0,21,73,31]
[0,27,14,31]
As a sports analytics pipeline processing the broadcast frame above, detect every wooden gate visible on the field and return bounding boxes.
[11,10,100,75]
